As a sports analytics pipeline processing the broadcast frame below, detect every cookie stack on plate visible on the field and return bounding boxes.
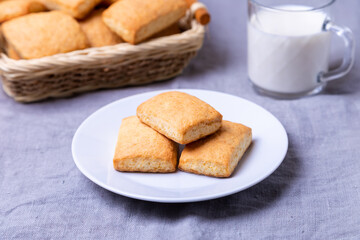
[113,91,252,178]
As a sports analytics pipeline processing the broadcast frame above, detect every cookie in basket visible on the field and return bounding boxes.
[137,91,223,144]
[0,0,45,23]
[1,11,89,59]
[41,0,102,19]
[113,116,178,173]
[102,0,187,44]
[80,9,123,48]
[179,120,252,178]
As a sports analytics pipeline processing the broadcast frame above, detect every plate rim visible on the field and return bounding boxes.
[72,89,288,203]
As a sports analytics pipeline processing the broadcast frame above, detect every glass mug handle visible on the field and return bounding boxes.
[318,20,355,83]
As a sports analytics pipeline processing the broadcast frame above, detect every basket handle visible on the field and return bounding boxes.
[186,0,211,25]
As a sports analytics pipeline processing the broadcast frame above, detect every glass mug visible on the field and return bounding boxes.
[247,0,355,99]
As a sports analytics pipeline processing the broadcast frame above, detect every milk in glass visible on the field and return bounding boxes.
[248,5,331,93]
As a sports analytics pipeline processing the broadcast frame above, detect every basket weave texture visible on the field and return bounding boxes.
[0,12,205,102]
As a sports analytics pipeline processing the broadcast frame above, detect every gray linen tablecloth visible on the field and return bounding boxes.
[1,0,359,239]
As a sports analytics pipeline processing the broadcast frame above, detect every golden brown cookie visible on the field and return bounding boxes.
[113,116,178,173]
[179,120,252,178]
[137,91,223,144]
[1,11,89,59]
[0,0,45,23]
[102,0,187,44]
[80,9,123,47]
[41,0,101,19]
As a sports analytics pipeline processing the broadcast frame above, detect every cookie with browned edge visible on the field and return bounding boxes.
[113,116,178,173]
[179,120,252,177]
[102,0,187,44]
[1,11,88,59]
[137,91,223,144]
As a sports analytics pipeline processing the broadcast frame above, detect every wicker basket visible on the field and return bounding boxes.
[0,9,205,102]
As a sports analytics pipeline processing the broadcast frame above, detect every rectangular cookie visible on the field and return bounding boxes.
[137,91,223,144]
[42,0,102,19]
[0,0,45,23]
[113,116,178,173]
[1,11,89,59]
[179,120,252,177]
[80,9,123,48]
[102,0,187,44]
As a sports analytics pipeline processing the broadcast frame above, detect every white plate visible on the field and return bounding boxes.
[72,89,288,203]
